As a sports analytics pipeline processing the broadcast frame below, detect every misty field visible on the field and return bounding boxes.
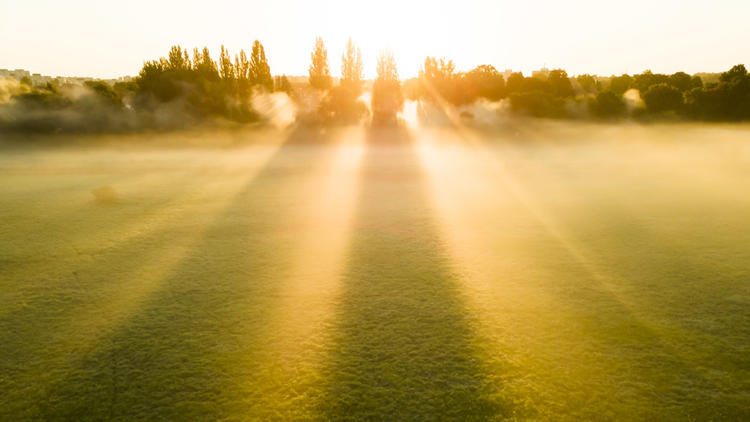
[1,123,749,421]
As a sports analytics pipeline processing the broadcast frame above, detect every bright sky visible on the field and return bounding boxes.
[1,0,749,79]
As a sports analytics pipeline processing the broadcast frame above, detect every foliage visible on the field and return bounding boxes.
[274,75,292,94]
[319,85,368,124]
[547,69,574,98]
[250,40,273,92]
[642,83,683,113]
[576,74,600,93]
[309,37,332,90]
[340,38,364,95]
[463,65,506,101]
[589,91,626,118]
[371,50,403,125]
[608,74,633,96]
[684,64,750,120]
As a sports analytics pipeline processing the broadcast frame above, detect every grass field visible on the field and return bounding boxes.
[1,122,749,420]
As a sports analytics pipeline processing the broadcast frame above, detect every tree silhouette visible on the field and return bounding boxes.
[576,74,600,94]
[642,83,683,113]
[590,91,625,118]
[419,57,459,104]
[309,37,332,90]
[235,50,251,99]
[341,38,364,95]
[219,45,235,81]
[249,40,273,92]
[464,65,506,101]
[608,74,632,96]
[274,75,292,93]
[505,72,525,95]
[547,69,574,98]
[317,38,367,124]
[371,49,403,125]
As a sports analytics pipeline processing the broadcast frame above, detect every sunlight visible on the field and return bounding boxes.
[416,131,619,414]
[239,127,365,418]
[3,1,750,418]
[11,142,285,405]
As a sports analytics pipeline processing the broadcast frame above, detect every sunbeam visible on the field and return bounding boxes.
[239,127,365,418]
[0,140,286,414]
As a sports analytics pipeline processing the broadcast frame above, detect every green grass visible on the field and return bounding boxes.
[1,123,749,420]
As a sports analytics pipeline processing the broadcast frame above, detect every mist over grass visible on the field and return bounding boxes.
[1,122,749,420]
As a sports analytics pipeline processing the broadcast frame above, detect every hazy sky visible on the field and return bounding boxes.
[1,0,749,79]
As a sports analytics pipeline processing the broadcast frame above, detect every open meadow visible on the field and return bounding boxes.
[1,122,749,420]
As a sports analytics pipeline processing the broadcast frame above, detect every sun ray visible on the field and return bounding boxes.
[236,126,365,418]
[3,140,287,409]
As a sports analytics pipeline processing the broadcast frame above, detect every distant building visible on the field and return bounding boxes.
[0,67,132,86]
[31,73,52,85]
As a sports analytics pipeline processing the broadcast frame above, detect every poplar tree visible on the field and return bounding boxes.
[309,37,332,90]
[219,46,235,80]
[249,40,273,92]
[372,49,403,124]
[341,38,363,94]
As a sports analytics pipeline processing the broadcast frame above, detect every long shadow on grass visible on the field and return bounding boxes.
[24,126,341,421]
[317,126,506,420]
[471,136,745,419]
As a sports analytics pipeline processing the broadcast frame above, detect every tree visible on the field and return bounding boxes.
[376,49,399,82]
[84,80,124,107]
[371,49,403,125]
[642,83,683,113]
[309,37,332,90]
[219,45,235,81]
[235,50,251,100]
[609,74,632,96]
[690,75,703,89]
[634,70,669,94]
[464,65,505,101]
[340,38,364,95]
[678,65,749,120]
[168,45,189,71]
[547,69,574,98]
[505,72,525,94]
[576,74,599,94]
[418,57,461,104]
[720,64,748,83]
[668,72,692,92]
[590,91,625,118]
[194,47,219,81]
[249,40,273,92]
[274,75,292,93]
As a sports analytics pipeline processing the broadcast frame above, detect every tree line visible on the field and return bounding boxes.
[404,59,750,121]
[1,37,749,133]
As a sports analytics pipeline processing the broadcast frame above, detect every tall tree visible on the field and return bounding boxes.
[249,40,273,92]
[340,38,364,94]
[274,75,292,93]
[194,47,219,81]
[236,50,251,100]
[167,45,189,70]
[376,49,399,82]
[219,45,235,81]
[309,37,332,90]
[372,49,403,124]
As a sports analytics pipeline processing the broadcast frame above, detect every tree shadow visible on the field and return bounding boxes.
[21,126,343,420]
[317,126,508,420]
[446,133,744,419]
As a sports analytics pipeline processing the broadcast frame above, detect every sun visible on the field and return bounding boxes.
[318,0,436,79]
